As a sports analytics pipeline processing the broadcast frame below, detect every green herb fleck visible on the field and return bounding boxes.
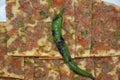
[17,34,25,38]
[10,48,17,51]
[90,42,95,50]
[74,75,79,80]
[47,0,51,10]
[24,60,32,64]
[81,30,89,37]
[16,21,24,28]
[95,63,100,68]
[55,68,60,72]
[39,11,46,16]
[114,27,120,39]
[79,50,85,55]
[86,68,91,73]
[39,45,45,49]
[29,16,33,20]
[70,32,75,38]
[47,35,54,43]
[2,34,10,43]
[20,26,28,32]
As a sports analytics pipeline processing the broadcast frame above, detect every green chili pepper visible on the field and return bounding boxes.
[51,10,95,80]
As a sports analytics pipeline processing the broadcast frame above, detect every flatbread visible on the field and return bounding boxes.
[36,58,95,80]
[24,58,35,80]
[94,57,120,80]
[75,0,120,57]
[6,0,75,58]
[75,0,93,57]
[0,24,24,79]
[34,58,61,80]
[0,55,24,79]
[5,0,120,58]
[90,0,120,57]
[59,58,95,80]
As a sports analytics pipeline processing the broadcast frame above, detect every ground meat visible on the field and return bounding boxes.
[116,67,120,80]
[75,0,92,56]
[52,60,61,67]
[92,1,120,52]
[19,0,33,15]
[34,60,49,80]
[11,15,25,28]
[34,22,46,38]
[6,2,15,19]
[24,58,34,80]
[30,0,42,10]
[7,57,24,75]
[97,73,113,80]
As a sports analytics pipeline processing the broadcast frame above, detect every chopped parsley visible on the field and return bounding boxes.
[47,0,52,10]
[20,26,28,32]
[81,30,89,37]
[39,11,46,16]
[86,68,91,73]
[47,35,54,43]
[79,50,85,55]
[74,75,79,80]
[17,34,25,38]
[90,42,95,50]
[2,34,10,43]
[114,27,120,39]
[10,48,17,51]
[29,16,33,20]
[16,21,24,28]
[39,45,45,50]
[55,67,60,72]
[24,60,32,64]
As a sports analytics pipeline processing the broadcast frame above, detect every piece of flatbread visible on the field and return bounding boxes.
[59,58,95,80]
[0,23,24,79]
[6,0,75,58]
[24,58,35,80]
[75,0,93,57]
[6,0,120,58]
[94,57,120,80]
[36,58,95,80]
[90,0,120,57]
[75,0,120,57]
[34,59,61,80]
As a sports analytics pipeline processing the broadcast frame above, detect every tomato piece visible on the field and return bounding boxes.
[78,38,87,47]
[32,9,40,20]
[8,28,18,36]
[54,0,65,6]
